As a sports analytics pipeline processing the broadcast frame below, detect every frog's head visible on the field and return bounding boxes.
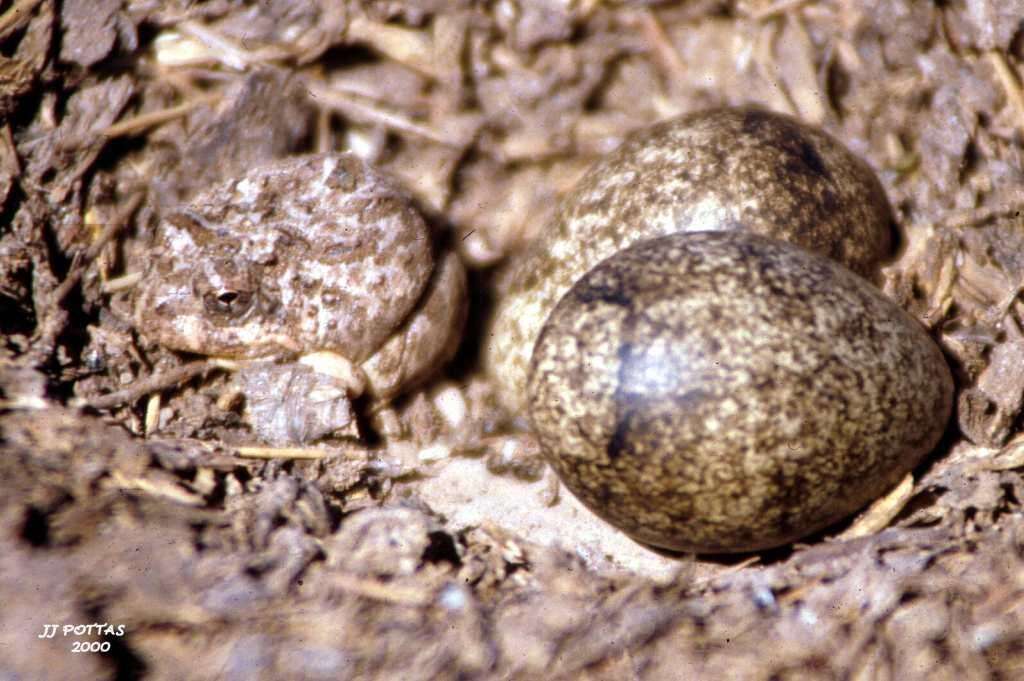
[133,211,294,359]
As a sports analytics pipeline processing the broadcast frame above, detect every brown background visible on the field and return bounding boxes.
[2,1,1023,679]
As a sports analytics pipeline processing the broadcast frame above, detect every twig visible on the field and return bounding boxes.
[50,192,144,306]
[29,193,143,367]
[108,470,205,507]
[0,0,43,41]
[100,271,143,295]
[749,0,813,21]
[0,124,21,176]
[328,571,434,606]
[837,473,915,541]
[942,201,1024,230]
[82,359,224,410]
[234,446,329,460]
[175,20,290,70]
[638,9,686,85]
[102,93,220,138]
[144,392,161,434]
[988,51,1024,133]
[304,79,462,147]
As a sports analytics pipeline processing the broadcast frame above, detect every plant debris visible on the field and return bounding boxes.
[2,0,1024,679]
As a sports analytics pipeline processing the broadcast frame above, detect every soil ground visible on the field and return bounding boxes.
[2,1,1024,679]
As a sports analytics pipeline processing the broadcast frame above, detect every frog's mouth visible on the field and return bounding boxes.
[166,308,301,360]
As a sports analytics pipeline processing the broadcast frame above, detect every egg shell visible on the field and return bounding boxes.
[528,231,952,554]
[488,107,896,413]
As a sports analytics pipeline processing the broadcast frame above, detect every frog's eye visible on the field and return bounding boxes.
[202,288,254,318]
[193,256,259,320]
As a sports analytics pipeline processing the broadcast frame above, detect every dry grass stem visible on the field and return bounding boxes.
[988,51,1024,131]
[234,446,330,460]
[102,93,221,138]
[83,359,224,410]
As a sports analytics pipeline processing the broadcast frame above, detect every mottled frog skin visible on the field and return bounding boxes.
[134,153,466,441]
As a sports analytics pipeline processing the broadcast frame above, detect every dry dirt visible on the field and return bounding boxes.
[2,1,1024,679]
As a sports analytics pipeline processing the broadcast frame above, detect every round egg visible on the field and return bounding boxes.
[487,107,896,413]
[528,231,952,554]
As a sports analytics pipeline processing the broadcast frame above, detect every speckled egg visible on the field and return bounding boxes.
[528,231,952,554]
[488,107,896,412]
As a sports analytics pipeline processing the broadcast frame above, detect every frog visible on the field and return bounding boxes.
[133,152,467,444]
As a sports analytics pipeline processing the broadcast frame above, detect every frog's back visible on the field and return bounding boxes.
[134,153,434,362]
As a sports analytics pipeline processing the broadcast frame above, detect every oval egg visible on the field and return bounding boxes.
[528,230,952,553]
[487,107,896,413]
